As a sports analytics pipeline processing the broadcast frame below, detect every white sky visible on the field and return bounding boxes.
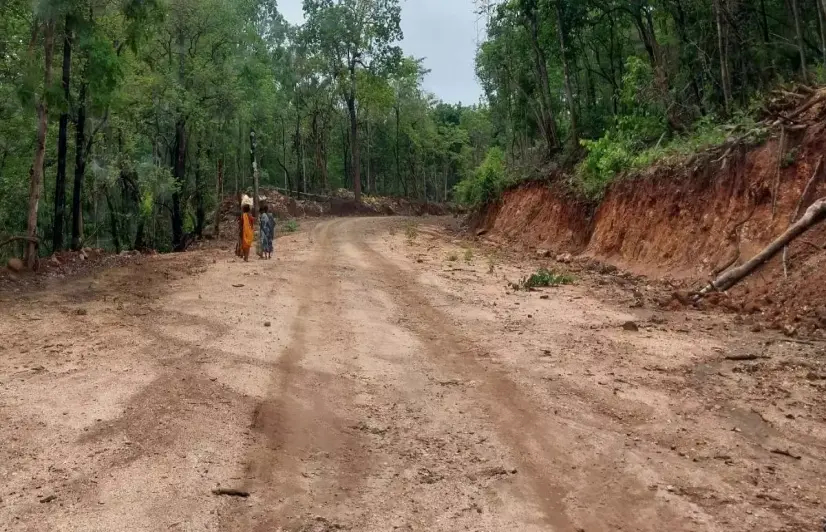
[277,0,484,104]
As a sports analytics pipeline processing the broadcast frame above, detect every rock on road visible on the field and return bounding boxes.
[0,217,823,531]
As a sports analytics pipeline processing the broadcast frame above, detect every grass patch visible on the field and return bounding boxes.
[511,268,574,291]
[464,249,474,263]
[446,252,459,262]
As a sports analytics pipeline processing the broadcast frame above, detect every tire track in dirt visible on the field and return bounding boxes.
[220,220,372,531]
[346,218,696,531]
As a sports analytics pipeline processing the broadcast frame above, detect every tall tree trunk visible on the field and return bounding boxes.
[672,0,705,113]
[347,89,361,202]
[395,104,402,196]
[281,116,288,192]
[104,186,121,254]
[71,84,87,251]
[171,118,186,251]
[52,16,72,252]
[342,126,350,189]
[214,158,223,238]
[791,0,808,82]
[171,25,186,251]
[26,21,56,267]
[817,0,826,66]
[714,0,732,113]
[366,110,372,195]
[194,141,205,238]
[300,125,306,194]
[524,4,559,154]
[250,129,259,216]
[555,0,577,145]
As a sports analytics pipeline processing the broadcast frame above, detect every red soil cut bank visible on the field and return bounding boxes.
[477,122,826,332]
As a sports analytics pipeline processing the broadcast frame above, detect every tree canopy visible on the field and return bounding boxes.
[0,0,488,257]
[3,0,823,258]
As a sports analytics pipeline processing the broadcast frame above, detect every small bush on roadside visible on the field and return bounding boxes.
[447,252,459,262]
[454,147,508,207]
[464,249,473,263]
[511,268,574,291]
[283,219,299,233]
[404,221,418,242]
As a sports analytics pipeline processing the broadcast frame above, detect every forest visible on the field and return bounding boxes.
[0,0,492,263]
[1,0,825,264]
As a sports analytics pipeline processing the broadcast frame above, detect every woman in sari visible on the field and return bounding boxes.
[259,203,274,260]
[240,204,255,261]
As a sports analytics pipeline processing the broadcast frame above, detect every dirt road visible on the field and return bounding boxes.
[1,217,824,531]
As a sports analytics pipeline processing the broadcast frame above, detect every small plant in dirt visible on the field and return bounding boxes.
[464,249,474,263]
[447,252,459,262]
[283,219,299,233]
[487,258,496,274]
[511,268,574,291]
[404,222,419,243]
[781,147,799,168]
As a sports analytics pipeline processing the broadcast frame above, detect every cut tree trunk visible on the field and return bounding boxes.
[701,198,826,294]
[26,21,56,268]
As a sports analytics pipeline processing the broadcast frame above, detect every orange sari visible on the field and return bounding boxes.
[241,213,254,252]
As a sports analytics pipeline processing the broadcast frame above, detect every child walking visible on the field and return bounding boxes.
[259,204,275,260]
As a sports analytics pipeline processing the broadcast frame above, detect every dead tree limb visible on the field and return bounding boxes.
[0,236,40,250]
[781,93,826,122]
[783,155,823,277]
[701,198,826,295]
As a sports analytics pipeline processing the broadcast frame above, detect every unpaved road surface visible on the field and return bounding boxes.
[1,217,825,531]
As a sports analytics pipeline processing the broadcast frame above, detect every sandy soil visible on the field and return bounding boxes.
[1,217,824,532]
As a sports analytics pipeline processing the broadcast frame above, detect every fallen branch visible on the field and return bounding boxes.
[211,488,250,498]
[770,448,802,460]
[783,155,823,277]
[724,354,767,361]
[780,93,826,123]
[700,198,826,295]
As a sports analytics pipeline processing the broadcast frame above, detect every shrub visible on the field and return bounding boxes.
[512,268,574,291]
[283,219,299,233]
[454,147,507,207]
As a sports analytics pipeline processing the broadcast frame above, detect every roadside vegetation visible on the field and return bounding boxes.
[453,0,823,207]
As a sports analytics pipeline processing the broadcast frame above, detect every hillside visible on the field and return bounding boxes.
[476,88,826,335]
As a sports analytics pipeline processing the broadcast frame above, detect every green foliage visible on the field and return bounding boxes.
[283,219,299,233]
[463,248,473,263]
[577,111,763,199]
[513,268,574,291]
[454,147,507,207]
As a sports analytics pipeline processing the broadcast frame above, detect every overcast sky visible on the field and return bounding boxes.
[278,0,484,105]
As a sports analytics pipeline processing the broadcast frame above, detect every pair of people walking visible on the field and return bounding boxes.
[237,201,275,262]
